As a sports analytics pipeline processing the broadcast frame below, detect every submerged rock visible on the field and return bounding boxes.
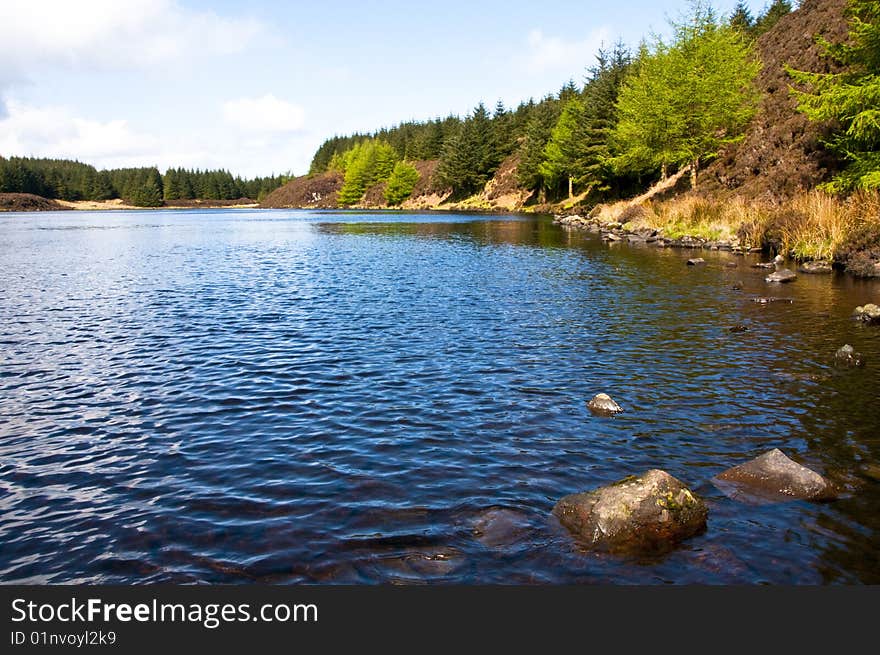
[752,296,793,304]
[729,324,748,333]
[725,261,738,268]
[587,393,623,416]
[834,344,864,368]
[471,508,534,549]
[854,303,880,324]
[859,463,880,483]
[687,257,706,266]
[765,268,797,283]
[752,261,776,269]
[799,260,833,274]
[713,448,835,503]
[552,469,707,553]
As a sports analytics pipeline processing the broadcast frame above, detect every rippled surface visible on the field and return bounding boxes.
[1,209,879,584]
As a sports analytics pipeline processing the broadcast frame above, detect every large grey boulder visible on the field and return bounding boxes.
[854,303,880,324]
[587,393,623,416]
[713,449,835,503]
[552,469,707,553]
[766,268,797,283]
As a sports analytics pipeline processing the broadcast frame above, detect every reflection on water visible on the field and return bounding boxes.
[1,208,879,584]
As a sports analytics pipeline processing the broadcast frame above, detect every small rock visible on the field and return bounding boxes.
[732,281,743,290]
[853,303,880,324]
[729,324,748,333]
[587,393,623,416]
[552,470,708,553]
[713,448,835,503]
[752,262,775,269]
[859,463,880,482]
[725,261,738,268]
[752,296,793,304]
[604,232,622,242]
[687,257,706,266]
[833,344,864,367]
[472,508,534,549]
[765,269,797,283]
[773,254,785,265]
[799,260,833,274]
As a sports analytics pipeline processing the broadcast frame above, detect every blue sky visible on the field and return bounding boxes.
[0,0,770,178]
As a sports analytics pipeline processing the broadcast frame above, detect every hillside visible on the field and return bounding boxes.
[701,0,850,199]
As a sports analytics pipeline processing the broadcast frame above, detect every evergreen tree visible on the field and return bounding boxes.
[614,2,761,187]
[540,97,586,198]
[788,0,880,190]
[579,41,633,193]
[384,161,421,205]
[753,0,792,37]
[729,0,755,34]
[517,98,560,193]
[337,140,400,205]
[436,102,499,196]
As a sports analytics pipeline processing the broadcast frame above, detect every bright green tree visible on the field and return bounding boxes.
[788,0,880,191]
[614,2,761,188]
[337,140,399,205]
[540,97,585,198]
[383,161,421,205]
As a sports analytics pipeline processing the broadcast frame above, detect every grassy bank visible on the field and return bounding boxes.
[585,189,880,275]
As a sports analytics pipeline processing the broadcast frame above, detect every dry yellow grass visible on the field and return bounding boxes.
[594,189,880,260]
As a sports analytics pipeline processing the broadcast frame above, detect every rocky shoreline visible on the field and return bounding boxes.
[553,211,841,274]
[555,211,759,255]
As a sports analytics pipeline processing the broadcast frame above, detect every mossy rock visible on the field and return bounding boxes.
[552,469,708,554]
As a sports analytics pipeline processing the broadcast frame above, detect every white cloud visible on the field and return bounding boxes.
[0,0,263,76]
[0,100,158,166]
[0,98,314,177]
[523,28,611,74]
[222,95,306,134]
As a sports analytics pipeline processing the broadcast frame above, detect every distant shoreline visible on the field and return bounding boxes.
[0,193,259,212]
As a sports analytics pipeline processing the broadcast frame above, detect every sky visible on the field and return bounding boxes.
[0,0,771,178]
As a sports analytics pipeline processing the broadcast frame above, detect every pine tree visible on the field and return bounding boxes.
[729,0,755,35]
[788,0,880,190]
[436,103,499,196]
[753,0,792,37]
[517,98,560,193]
[579,41,632,194]
[540,97,585,198]
[614,2,761,188]
[384,161,421,205]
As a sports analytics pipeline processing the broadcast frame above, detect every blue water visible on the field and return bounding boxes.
[1,209,879,583]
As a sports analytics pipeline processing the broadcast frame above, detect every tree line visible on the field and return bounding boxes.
[308,0,796,206]
[0,157,290,206]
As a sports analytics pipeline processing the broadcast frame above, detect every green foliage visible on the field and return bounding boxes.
[613,1,761,186]
[337,140,399,205]
[516,97,561,192]
[0,156,284,205]
[437,102,500,196]
[753,0,792,37]
[789,0,880,191]
[539,97,585,196]
[729,0,755,34]
[384,161,421,205]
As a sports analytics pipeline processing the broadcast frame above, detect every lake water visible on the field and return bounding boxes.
[1,209,879,584]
